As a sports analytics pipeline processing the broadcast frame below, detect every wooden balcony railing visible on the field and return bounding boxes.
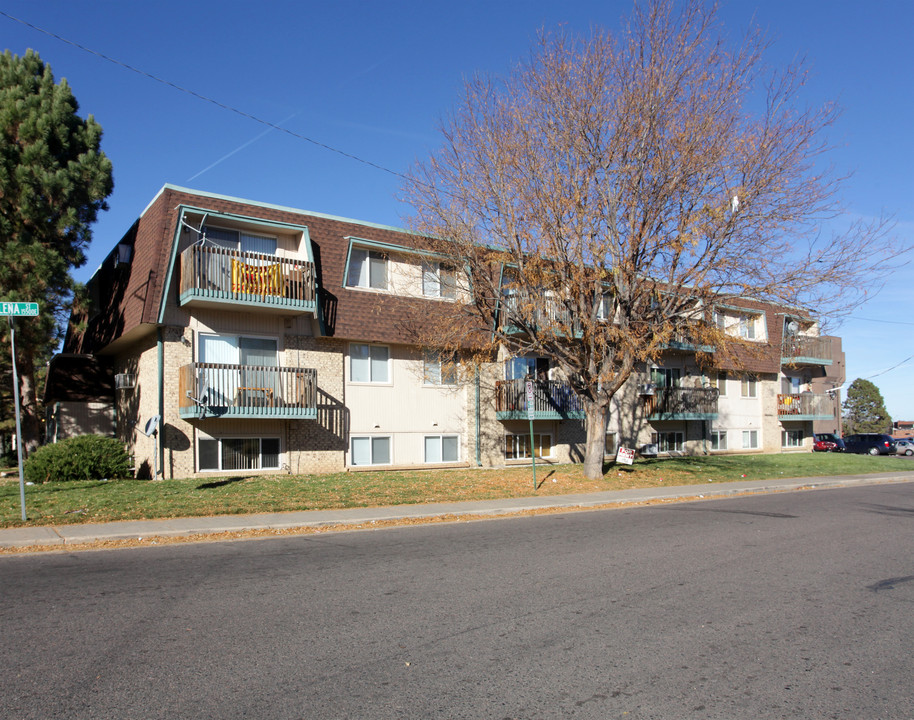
[179,245,316,311]
[495,378,585,419]
[646,386,719,419]
[178,362,317,419]
[777,393,835,419]
[781,335,833,365]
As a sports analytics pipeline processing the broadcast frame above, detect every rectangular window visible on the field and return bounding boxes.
[742,430,759,449]
[422,262,456,299]
[347,248,387,290]
[198,437,280,471]
[596,294,613,321]
[350,436,391,466]
[739,314,757,340]
[203,226,278,255]
[424,435,459,463]
[651,431,684,453]
[782,429,804,448]
[710,430,728,451]
[707,371,727,396]
[713,310,725,330]
[604,432,617,456]
[424,352,457,385]
[505,433,553,460]
[350,343,390,383]
[741,376,757,398]
[651,367,681,388]
[505,356,550,381]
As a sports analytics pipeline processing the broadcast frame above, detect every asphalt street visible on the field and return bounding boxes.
[1,481,913,718]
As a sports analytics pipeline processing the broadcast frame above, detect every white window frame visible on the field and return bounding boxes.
[197,436,281,472]
[424,435,460,463]
[423,351,457,386]
[710,430,728,451]
[422,261,457,300]
[739,314,757,340]
[505,433,553,460]
[203,225,278,255]
[708,371,727,396]
[350,436,392,466]
[742,430,759,449]
[740,376,757,398]
[782,429,804,448]
[652,431,684,453]
[346,247,388,290]
[349,343,390,384]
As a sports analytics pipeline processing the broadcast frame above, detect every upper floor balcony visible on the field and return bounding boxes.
[660,332,715,354]
[179,244,317,315]
[781,335,833,367]
[178,362,317,420]
[777,393,835,421]
[495,378,585,420]
[646,386,719,421]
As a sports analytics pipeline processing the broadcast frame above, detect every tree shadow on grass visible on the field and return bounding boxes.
[196,476,249,490]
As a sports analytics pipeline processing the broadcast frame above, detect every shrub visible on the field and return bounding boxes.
[24,435,132,483]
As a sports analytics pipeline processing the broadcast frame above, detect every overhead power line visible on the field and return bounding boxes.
[0,10,410,182]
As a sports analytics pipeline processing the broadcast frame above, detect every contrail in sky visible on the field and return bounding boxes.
[187,112,298,181]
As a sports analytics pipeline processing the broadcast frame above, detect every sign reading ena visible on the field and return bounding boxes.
[616,447,636,465]
[0,302,38,317]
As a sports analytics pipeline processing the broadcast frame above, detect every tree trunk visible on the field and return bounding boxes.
[16,350,41,457]
[582,398,609,480]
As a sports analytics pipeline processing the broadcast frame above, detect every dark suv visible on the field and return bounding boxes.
[843,433,896,455]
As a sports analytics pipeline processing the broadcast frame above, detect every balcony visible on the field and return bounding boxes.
[661,333,715,354]
[179,245,317,315]
[647,386,719,421]
[178,363,317,420]
[777,393,835,421]
[781,335,833,367]
[495,379,585,420]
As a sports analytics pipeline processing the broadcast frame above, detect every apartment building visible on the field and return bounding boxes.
[46,186,841,477]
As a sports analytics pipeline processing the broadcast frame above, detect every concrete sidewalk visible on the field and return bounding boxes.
[2,471,912,550]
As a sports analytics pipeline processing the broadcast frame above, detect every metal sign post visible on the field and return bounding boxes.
[2,303,38,522]
[525,379,537,490]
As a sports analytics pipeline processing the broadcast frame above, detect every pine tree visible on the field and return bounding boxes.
[842,378,892,434]
[0,49,113,454]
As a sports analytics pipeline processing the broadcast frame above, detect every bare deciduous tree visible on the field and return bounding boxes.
[402,0,892,479]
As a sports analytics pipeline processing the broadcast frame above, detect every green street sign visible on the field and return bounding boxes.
[0,302,38,317]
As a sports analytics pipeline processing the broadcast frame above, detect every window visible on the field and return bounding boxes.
[739,314,757,339]
[741,376,757,398]
[651,367,681,388]
[203,226,277,255]
[711,430,728,450]
[505,356,549,381]
[350,344,389,383]
[425,435,459,463]
[596,294,613,321]
[712,310,725,330]
[347,248,387,290]
[652,431,684,453]
[604,432,617,456]
[422,262,456,299]
[198,334,279,406]
[505,433,553,460]
[198,437,280,471]
[782,429,804,448]
[742,430,759,449]
[350,436,391,466]
[708,371,727,396]
[424,351,457,385]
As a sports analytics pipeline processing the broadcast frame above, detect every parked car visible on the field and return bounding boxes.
[894,439,914,456]
[813,433,846,452]
[843,433,896,455]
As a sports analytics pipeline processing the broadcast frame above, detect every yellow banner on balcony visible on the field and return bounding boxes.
[231,260,283,297]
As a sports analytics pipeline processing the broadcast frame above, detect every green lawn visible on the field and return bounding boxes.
[1,453,910,529]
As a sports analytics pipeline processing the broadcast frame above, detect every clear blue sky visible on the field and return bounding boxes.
[2,0,912,420]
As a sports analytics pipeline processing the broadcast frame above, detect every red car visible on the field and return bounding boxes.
[813,433,846,452]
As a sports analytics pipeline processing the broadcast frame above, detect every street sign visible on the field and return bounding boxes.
[0,302,38,317]
[525,380,536,420]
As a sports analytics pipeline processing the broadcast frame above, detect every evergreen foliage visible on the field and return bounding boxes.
[843,378,892,434]
[0,49,113,453]
[24,434,132,483]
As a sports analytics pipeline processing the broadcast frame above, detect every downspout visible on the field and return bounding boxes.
[475,365,481,466]
[157,327,165,478]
